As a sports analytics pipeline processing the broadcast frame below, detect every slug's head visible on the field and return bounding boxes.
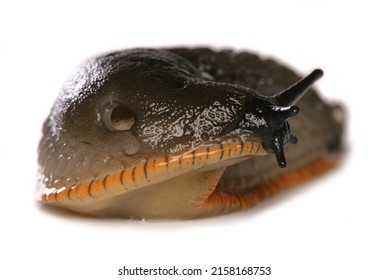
[238,69,324,167]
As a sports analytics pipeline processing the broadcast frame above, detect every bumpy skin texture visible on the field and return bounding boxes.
[37,48,344,219]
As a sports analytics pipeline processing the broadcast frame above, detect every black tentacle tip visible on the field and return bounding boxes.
[311,68,324,80]
[272,141,287,168]
[273,68,324,107]
[289,105,300,117]
[277,105,300,119]
[277,158,287,168]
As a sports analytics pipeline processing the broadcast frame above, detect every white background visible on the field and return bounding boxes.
[1,1,387,279]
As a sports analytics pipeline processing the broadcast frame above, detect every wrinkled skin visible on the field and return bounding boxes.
[37,48,344,219]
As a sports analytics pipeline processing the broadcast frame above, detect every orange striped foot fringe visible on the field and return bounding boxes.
[203,157,337,209]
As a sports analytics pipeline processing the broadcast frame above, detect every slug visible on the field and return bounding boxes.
[36,48,344,219]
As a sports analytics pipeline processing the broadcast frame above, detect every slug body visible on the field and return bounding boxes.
[37,48,344,219]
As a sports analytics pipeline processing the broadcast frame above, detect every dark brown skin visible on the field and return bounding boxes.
[37,48,344,219]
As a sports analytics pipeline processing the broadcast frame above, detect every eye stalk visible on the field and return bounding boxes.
[273,69,323,107]
[239,69,323,168]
